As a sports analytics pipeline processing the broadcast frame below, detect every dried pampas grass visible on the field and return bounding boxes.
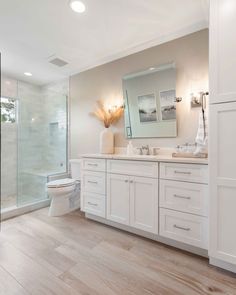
[91,100,124,128]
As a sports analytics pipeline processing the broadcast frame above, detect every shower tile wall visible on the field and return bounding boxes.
[18,82,44,168]
[41,80,68,174]
[17,81,47,205]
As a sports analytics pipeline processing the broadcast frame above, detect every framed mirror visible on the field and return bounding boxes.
[123,63,177,138]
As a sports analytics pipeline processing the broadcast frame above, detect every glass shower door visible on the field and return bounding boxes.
[17,82,68,207]
[1,97,18,210]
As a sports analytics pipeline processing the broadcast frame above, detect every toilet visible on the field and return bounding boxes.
[47,159,81,217]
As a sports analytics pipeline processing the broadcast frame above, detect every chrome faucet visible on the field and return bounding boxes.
[141,145,150,155]
[137,147,143,155]
[136,145,151,155]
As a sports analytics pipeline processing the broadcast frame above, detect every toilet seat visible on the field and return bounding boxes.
[47,178,76,188]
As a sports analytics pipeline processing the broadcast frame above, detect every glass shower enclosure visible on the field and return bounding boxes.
[1,77,68,213]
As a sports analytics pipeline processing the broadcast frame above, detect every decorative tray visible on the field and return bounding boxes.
[172,152,208,159]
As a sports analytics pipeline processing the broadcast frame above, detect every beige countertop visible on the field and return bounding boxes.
[81,153,208,165]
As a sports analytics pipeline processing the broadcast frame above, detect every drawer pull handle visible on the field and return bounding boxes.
[174,170,191,175]
[87,181,98,184]
[88,202,98,207]
[174,194,191,200]
[87,163,98,167]
[174,224,191,231]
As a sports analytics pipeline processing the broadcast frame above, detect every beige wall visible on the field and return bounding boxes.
[70,29,209,158]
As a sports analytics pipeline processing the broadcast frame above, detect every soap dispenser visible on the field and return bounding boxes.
[127,141,134,155]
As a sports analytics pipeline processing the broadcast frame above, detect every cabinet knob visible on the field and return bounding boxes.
[130,180,133,183]
[125,179,129,183]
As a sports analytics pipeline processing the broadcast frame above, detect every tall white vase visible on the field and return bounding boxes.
[100,128,114,154]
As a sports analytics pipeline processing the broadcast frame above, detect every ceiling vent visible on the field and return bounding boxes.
[49,58,68,67]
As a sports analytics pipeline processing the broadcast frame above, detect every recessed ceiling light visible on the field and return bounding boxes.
[69,0,86,13]
[24,72,32,76]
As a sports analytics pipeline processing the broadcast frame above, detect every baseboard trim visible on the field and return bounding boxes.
[210,257,236,274]
[86,213,208,258]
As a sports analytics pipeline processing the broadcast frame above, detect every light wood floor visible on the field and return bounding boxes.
[0,208,236,295]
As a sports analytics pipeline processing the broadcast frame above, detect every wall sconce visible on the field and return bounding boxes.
[191,92,209,108]
[107,104,124,113]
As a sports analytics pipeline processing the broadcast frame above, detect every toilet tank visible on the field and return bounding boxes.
[69,159,82,180]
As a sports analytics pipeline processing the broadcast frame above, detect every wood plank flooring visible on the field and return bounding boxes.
[0,208,236,295]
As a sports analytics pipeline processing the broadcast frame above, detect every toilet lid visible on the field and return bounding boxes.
[47,178,76,188]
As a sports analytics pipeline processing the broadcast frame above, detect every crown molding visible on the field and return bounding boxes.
[70,20,208,77]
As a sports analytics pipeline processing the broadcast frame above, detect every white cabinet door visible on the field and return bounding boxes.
[160,179,208,217]
[210,0,236,104]
[130,177,158,234]
[82,158,106,172]
[160,209,208,249]
[209,102,236,264]
[107,174,130,225]
[83,192,106,218]
[160,162,208,184]
[82,171,106,195]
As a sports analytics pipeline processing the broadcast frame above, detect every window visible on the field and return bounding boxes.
[0,97,16,123]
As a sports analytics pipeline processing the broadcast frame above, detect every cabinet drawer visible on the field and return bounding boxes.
[82,158,106,172]
[82,171,105,195]
[160,180,208,216]
[83,193,106,218]
[160,208,208,249]
[107,160,158,178]
[160,162,208,184]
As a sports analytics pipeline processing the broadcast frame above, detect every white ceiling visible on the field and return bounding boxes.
[0,0,209,85]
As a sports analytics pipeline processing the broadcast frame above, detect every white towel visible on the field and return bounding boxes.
[194,111,208,155]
